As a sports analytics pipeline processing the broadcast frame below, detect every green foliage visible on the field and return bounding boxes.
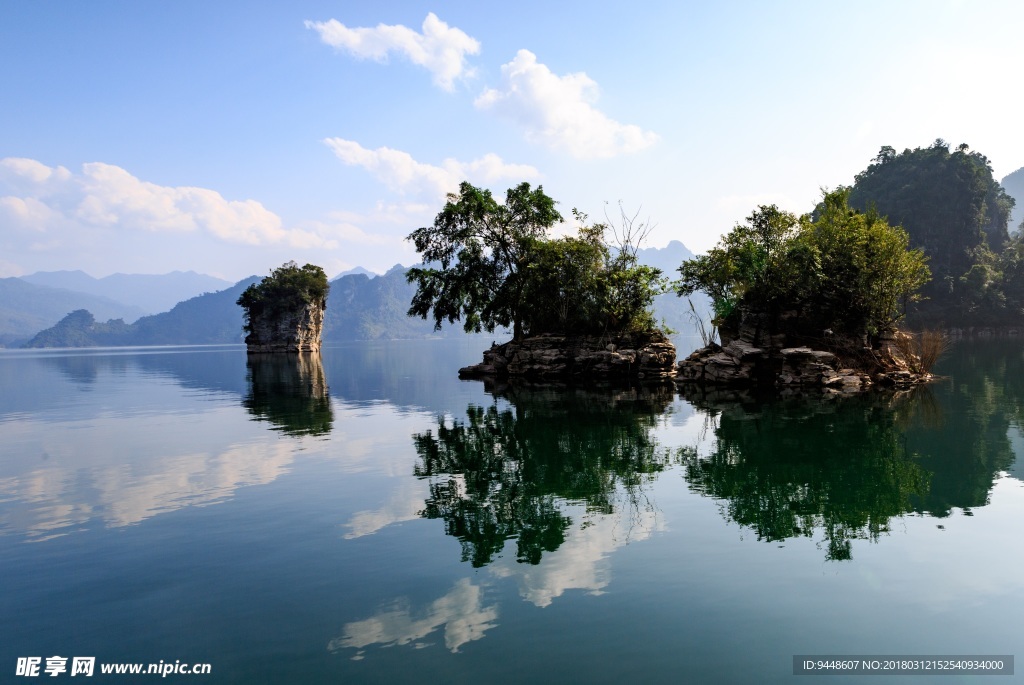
[677,204,800,325]
[802,189,930,335]
[407,182,665,339]
[676,189,929,337]
[237,261,329,334]
[849,141,1018,326]
[407,182,562,339]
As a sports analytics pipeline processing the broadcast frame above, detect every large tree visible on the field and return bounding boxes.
[407,182,562,340]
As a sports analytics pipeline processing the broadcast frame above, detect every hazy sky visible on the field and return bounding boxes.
[2,1,1023,281]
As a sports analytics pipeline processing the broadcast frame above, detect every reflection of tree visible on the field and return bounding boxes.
[243,354,332,436]
[678,391,931,561]
[903,339,1023,514]
[412,384,674,567]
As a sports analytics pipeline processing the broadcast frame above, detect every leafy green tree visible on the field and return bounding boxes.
[802,189,930,335]
[407,182,562,340]
[676,204,801,326]
[518,223,607,334]
[236,261,329,336]
[408,183,666,338]
[676,189,928,338]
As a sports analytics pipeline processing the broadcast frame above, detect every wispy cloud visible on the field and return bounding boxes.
[475,50,659,159]
[0,157,327,249]
[305,13,480,91]
[322,138,540,199]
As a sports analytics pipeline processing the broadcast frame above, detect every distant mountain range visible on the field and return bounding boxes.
[20,270,233,314]
[0,278,147,348]
[17,241,705,348]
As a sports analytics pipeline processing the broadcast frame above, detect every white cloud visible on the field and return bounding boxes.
[305,13,480,91]
[323,138,540,199]
[475,50,659,159]
[0,157,328,249]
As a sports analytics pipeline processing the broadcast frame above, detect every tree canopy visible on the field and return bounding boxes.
[237,261,329,335]
[407,182,665,339]
[849,141,1019,326]
[677,188,929,338]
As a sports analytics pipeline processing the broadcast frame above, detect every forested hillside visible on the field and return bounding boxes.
[848,141,1022,327]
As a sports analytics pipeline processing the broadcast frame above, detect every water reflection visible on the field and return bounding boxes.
[679,389,933,560]
[412,383,674,567]
[243,354,333,436]
[904,339,1024,512]
[329,578,499,656]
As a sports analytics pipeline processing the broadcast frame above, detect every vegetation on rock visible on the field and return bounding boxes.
[236,261,329,338]
[676,188,929,341]
[407,182,665,340]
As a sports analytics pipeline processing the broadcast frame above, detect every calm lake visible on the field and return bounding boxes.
[1,338,1022,683]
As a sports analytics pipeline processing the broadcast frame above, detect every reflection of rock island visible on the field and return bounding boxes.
[243,354,333,436]
[679,389,936,560]
[412,382,674,567]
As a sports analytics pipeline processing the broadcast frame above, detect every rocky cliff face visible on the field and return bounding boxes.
[245,301,324,353]
[459,331,676,382]
[677,311,930,393]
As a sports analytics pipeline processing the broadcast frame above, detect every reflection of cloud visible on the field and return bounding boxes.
[343,478,431,539]
[0,440,296,540]
[491,505,661,607]
[330,578,498,654]
[333,493,662,659]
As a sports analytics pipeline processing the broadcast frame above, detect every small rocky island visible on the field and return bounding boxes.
[406,181,675,383]
[459,330,676,382]
[675,190,938,393]
[677,312,933,392]
[237,261,328,353]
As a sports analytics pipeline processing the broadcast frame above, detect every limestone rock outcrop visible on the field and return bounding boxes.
[677,310,930,393]
[245,301,324,353]
[459,331,676,382]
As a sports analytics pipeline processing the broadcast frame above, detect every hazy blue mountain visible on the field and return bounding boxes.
[333,266,377,279]
[324,265,464,340]
[0,278,147,347]
[634,240,694,275]
[20,270,233,314]
[23,277,258,348]
[21,239,702,347]
[1002,166,1024,233]
[128,277,259,344]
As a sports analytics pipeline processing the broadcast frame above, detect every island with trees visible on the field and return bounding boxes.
[406,182,676,382]
[676,188,934,391]
[237,261,329,353]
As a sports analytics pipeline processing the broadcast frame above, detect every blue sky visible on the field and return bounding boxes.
[2,1,1023,281]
